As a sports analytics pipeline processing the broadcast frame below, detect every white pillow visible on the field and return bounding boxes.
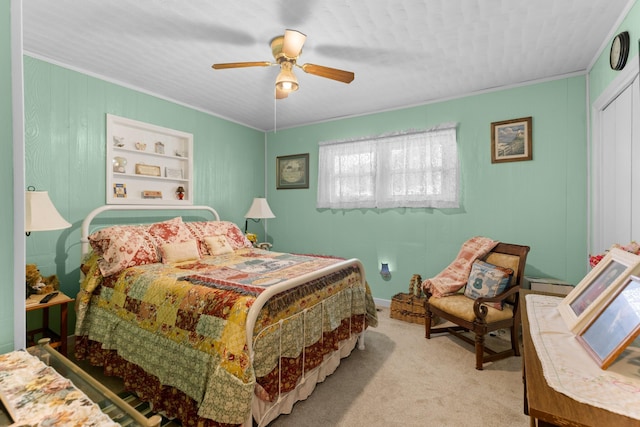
[204,235,234,256]
[159,239,201,264]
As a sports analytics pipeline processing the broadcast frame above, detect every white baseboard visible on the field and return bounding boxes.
[374,297,391,308]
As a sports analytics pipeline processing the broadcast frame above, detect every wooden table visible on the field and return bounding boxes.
[520,290,639,426]
[26,292,74,356]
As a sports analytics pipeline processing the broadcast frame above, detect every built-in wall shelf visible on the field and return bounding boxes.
[106,114,193,205]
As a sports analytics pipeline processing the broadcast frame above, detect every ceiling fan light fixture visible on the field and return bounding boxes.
[282,29,307,58]
[275,87,289,99]
[275,61,299,92]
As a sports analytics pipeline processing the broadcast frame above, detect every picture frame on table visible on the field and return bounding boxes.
[576,275,640,369]
[558,247,640,333]
[276,153,309,189]
[490,116,532,163]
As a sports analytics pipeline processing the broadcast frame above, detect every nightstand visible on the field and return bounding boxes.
[26,292,74,356]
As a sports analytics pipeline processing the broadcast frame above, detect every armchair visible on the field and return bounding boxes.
[424,242,530,370]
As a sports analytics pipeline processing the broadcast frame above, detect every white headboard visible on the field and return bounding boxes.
[80,205,220,257]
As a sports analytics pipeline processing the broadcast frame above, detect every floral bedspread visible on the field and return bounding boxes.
[0,350,118,427]
[76,248,376,425]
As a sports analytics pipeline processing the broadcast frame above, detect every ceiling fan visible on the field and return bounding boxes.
[212,29,355,99]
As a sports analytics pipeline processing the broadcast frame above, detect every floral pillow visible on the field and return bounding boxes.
[89,217,193,276]
[184,221,253,254]
[89,224,157,276]
[464,260,513,310]
[146,216,193,247]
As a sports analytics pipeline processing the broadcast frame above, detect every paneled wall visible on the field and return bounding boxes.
[22,56,266,304]
[267,77,589,301]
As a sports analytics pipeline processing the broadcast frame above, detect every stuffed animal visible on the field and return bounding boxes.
[26,264,60,298]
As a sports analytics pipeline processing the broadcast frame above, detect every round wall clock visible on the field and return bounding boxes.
[610,31,630,71]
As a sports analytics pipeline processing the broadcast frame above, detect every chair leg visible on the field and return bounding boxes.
[475,333,485,370]
[425,309,432,339]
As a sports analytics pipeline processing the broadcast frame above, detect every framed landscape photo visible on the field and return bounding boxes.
[558,247,640,333]
[576,275,640,369]
[491,116,532,163]
[276,153,309,189]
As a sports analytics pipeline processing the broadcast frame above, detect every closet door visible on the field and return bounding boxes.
[598,75,639,252]
[631,75,640,240]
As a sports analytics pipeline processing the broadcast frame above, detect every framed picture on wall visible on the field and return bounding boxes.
[558,247,640,333]
[276,153,309,189]
[576,275,640,369]
[490,116,532,163]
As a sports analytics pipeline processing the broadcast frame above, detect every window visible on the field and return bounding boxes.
[317,123,458,209]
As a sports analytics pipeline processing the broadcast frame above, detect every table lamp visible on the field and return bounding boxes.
[25,188,71,236]
[244,198,275,233]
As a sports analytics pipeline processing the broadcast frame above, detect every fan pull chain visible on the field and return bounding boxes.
[273,89,277,133]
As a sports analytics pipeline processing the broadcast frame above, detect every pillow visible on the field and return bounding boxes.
[88,217,193,276]
[204,235,234,256]
[464,260,513,310]
[89,224,158,277]
[184,221,253,254]
[422,236,499,297]
[159,239,201,263]
[147,217,194,247]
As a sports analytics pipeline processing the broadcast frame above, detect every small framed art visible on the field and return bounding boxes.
[558,247,640,333]
[276,153,309,189]
[490,116,532,163]
[165,167,183,179]
[113,183,127,198]
[155,141,165,154]
[576,275,640,369]
[135,164,161,176]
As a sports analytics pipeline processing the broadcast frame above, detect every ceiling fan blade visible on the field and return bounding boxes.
[300,63,355,84]
[282,29,306,58]
[275,87,289,99]
[212,61,272,69]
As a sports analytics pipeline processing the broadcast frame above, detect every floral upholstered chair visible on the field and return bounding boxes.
[423,238,530,370]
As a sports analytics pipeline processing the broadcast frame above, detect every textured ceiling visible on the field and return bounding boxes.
[23,0,631,132]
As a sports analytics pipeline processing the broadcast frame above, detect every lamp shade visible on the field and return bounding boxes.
[25,190,71,232]
[281,29,307,58]
[244,198,276,219]
[275,61,299,92]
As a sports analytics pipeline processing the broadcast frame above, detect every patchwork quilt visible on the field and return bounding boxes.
[75,248,377,425]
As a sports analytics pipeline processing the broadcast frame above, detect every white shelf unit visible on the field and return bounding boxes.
[106,114,193,205]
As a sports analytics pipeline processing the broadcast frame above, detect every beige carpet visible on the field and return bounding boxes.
[70,307,530,426]
[269,307,530,427]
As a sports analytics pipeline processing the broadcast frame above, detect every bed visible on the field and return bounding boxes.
[74,205,377,427]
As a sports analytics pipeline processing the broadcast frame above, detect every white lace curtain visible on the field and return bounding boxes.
[317,123,459,209]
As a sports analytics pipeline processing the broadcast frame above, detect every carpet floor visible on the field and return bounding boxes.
[69,306,530,426]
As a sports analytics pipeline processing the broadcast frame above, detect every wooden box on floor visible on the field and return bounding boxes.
[390,293,428,324]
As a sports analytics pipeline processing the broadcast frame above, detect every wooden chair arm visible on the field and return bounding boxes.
[473,285,521,319]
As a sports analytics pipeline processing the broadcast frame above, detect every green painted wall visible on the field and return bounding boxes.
[1,0,15,353]
[589,1,640,102]
[22,57,266,331]
[266,77,588,301]
[4,2,638,351]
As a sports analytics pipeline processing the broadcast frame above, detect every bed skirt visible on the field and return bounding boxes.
[251,333,359,426]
